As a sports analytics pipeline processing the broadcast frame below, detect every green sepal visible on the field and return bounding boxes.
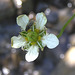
[19,31,27,37]
[37,41,44,51]
[39,30,46,37]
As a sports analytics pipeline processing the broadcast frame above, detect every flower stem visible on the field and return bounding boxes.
[57,14,75,38]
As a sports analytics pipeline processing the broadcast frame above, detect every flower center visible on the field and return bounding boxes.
[27,31,38,42]
[20,25,46,47]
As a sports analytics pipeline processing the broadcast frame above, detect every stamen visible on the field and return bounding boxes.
[38,36,41,41]
[39,31,44,36]
[37,41,43,51]
[25,37,28,41]
[31,42,36,45]
[35,29,39,33]
[27,29,31,32]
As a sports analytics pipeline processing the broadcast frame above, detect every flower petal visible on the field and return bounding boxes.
[17,15,29,30]
[36,12,47,30]
[42,34,59,49]
[11,35,26,48]
[25,46,39,62]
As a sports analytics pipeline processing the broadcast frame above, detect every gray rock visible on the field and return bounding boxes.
[51,47,75,75]
[51,60,75,75]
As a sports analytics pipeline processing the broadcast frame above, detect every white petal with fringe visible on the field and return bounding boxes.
[11,35,26,48]
[17,15,29,30]
[42,34,59,49]
[25,46,39,62]
[36,12,47,30]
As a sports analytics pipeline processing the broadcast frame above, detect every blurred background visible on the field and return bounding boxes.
[0,0,75,75]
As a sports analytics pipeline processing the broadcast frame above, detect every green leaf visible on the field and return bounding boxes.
[57,14,75,38]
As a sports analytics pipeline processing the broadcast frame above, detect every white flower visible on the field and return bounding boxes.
[11,12,59,62]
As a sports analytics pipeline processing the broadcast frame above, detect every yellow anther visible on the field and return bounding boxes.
[27,29,31,32]
[11,39,13,47]
[25,37,28,41]
[35,29,40,33]
[38,36,41,41]
[31,42,36,45]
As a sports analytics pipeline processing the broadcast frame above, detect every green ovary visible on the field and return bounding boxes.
[26,31,39,43]
[20,28,45,45]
